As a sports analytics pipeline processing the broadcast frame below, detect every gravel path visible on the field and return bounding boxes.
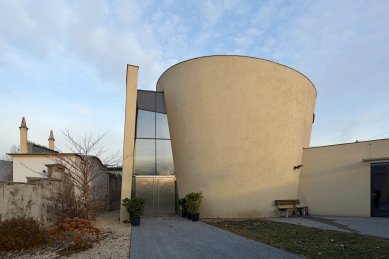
[69,210,131,258]
[1,210,131,259]
[130,217,301,259]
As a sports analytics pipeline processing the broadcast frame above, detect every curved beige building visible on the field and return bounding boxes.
[156,56,316,217]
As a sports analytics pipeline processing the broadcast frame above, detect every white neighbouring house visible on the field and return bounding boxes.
[2,117,112,223]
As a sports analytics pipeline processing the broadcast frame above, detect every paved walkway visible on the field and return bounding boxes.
[130,217,302,259]
[266,216,389,239]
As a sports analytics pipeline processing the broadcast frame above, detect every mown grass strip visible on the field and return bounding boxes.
[206,219,389,258]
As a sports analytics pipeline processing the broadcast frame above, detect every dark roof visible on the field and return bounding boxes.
[0,160,12,181]
[105,166,122,171]
[27,142,58,154]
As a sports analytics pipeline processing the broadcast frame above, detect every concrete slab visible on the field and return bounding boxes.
[267,216,344,232]
[320,216,389,239]
[130,217,302,259]
[266,216,389,239]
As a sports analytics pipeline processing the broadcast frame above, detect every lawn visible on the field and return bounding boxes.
[206,219,389,258]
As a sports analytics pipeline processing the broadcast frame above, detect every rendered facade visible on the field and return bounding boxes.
[299,139,389,217]
[120,55,389,220]
[120,55,317,220]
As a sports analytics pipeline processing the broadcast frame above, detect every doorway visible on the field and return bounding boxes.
[135,176,176,216]
[371,163,389,217]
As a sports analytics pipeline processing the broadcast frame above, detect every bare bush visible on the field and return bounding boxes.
[47,217,99,256]
[1,144,18,161]
[0,217,47,251]
[46,130,119,221]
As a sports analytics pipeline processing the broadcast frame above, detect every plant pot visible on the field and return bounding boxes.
[181,210,187,218]
[130,216,141,226]
[191,213,200,222]
[187,212,192,220]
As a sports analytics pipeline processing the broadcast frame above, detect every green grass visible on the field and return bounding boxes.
[206,219,389,259]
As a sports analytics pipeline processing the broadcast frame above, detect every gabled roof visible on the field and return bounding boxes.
[27,142,58,154]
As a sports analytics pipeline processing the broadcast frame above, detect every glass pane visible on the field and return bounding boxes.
[137,90,156,111]
[156,113,170,139]
[156,140,174,175]
[136,110,155,138]
[134,139,156,175]
[371,164,389,215]
[156,92,167,113]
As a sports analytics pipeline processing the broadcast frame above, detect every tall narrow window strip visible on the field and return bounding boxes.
[134,91,174,175]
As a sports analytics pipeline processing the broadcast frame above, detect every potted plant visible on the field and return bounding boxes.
[184,194,192,220]
[185,192,203,222]
[122,197,145,226]
[178,197,187,218]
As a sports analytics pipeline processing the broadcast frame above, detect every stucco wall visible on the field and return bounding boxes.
[0,179,64,225]
[299,138,389,217]
[13,155,56,182]
[156,56,316,217]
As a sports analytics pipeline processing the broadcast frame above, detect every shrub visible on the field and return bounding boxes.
[45,181,103,223]
[47,217,99,255]
[122,197,145,219]
[0,217,47,251]
[46,184,88,223]
[178,197,187,211]
[185,192,203,214]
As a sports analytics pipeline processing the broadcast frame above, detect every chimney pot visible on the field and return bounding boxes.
[19,117,28,153]
[48,130,55,150]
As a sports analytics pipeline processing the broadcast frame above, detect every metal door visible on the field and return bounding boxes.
[371,163,389,217]
[135,176,176,216]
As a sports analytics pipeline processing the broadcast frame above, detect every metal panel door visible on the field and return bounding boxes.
[135,176,175,216]
[136,177,155,216]
[157,177,176,216]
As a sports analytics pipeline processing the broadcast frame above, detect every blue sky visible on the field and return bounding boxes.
[1,0,389,158]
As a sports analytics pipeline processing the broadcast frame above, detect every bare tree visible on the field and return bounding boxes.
[47,130,119,221]
[1,144,18,161]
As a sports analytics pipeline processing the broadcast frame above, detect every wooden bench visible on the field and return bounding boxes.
[274,199,307,217]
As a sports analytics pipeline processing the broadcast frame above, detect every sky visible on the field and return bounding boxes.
[1,0,389,159]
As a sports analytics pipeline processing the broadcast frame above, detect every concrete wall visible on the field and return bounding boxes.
[91,161,109,210]
[0,179,64,225]
[156,56,316,217]
[299,138,389,217]
[108,173,122,210]
[120,65,138,221]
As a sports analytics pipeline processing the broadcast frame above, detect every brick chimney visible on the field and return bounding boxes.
[48,130,55,150]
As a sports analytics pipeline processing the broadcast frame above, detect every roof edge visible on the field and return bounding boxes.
[156,55,317,96]
[305,137,389,149]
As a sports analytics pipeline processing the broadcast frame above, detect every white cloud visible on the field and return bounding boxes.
[1,0,389,156]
